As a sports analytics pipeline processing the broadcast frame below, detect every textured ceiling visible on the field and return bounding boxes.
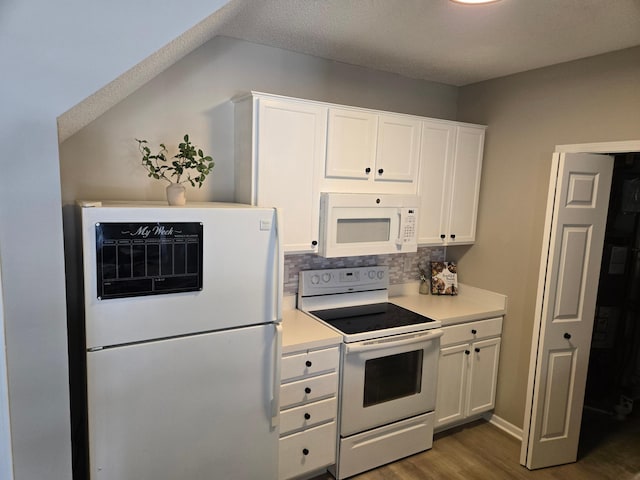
[218,0,640,86]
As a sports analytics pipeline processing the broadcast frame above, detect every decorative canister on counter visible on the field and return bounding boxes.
[418,263,429,295]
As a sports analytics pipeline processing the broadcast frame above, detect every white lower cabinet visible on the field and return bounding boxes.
[279,346,340,479]
[435,317,502,430]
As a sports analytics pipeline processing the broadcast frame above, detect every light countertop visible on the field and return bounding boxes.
[389,282,507,326]
[280,282,507,353]
[281,308,342,355]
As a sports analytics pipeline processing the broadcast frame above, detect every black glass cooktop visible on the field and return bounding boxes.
[310,302,435,335]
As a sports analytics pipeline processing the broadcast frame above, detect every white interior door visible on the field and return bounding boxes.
[521,152,613,469]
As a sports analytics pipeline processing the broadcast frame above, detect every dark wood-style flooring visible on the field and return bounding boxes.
[311,409,640,479]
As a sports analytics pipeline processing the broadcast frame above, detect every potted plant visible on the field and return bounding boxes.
[136,134,214,205]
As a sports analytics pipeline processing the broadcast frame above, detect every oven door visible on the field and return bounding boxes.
[340,328,443,437]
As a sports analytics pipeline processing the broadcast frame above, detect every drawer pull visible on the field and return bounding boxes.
[305,360,312,367]
[304,413,311,420]
[465,350,470,355]
[475,347,480,353]
[471,329,477,334]
[304,387,312,394]
[564,332,571,340]
[302,448,310,456]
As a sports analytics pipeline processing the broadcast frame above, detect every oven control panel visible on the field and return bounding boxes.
[299,266,388,297]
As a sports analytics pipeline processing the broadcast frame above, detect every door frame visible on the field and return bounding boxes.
[0,248,14,480]
[521,139,640,468]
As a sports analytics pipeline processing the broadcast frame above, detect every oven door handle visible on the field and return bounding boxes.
[345,329,443,354]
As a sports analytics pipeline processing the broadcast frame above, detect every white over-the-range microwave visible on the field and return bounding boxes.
[318,192,419,258]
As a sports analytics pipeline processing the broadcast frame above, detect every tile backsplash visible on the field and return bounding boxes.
[283,246,445,296]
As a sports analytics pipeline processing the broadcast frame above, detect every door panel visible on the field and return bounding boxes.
[521,152,613,469]
[541,349,575,439]
[554,227,590,318]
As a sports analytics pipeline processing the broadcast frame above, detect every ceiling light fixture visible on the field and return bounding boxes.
[450,0,501,4]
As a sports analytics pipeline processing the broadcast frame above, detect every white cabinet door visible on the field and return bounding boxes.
[467,337,501,417]
[235,94,327,253]
[418,121,485,246]
[375,113,421,183]
[417,121,456,245]
[325,107,377,180]
[324,107,420,194]
[435,343,468,428]
[447,126,485,244]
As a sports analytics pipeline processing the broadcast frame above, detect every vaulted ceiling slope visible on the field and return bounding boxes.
[59,0,640,142]
[218,0,640,86]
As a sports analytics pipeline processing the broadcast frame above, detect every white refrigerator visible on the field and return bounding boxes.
[79,201,283,480]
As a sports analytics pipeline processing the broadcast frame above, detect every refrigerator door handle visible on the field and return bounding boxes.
[274,207,284,323]
[271,322,283,429]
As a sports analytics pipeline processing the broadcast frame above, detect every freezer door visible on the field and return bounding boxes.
[81,204,282,348]
[86,324,279,480]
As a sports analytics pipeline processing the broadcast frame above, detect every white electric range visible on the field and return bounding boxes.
[298,266,443,479]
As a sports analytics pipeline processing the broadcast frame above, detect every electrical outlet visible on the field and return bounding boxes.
[404,256,414,273]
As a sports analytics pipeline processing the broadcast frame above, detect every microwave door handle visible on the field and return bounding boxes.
[345,329,443,354]
[395,209,403,247]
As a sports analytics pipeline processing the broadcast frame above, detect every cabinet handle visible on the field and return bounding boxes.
[305,360,312,367]
[378,168,384,175]
[475,347,480,353]
[365,167,371,174]
[440,234,446,239]
[471,329,477,334]
[465,350,470,355]
[450,234,456,239]
[304,413,311,420]
[564,332,571,340]
[302,448,310,456]
[304,387,311,394]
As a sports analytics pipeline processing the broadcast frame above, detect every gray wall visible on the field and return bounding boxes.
[455,45,640,429]
[0,1,231,478]
[60,36,459,207]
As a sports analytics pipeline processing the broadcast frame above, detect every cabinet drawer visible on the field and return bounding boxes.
[280,372,338,409]
[281,346,339,382]
[280,397,338,436]
[279,422,337,480]
[441,317,502,347]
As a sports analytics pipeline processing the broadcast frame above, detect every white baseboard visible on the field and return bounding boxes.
[483,412,523,441]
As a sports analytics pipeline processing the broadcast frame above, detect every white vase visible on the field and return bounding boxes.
[166,183,186,206]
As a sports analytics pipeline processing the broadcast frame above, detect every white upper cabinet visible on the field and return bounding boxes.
[234,92,486,252]
[234,93,327,253]
[325,108,377,180]
[418,120,485,246]
[323,107,421,194]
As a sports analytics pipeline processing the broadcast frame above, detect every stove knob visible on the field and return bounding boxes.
[310,274,320,285]
[322,273,331,283]
[377,270,384,280]
[368,270,376,279]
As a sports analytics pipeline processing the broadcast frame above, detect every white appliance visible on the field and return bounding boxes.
[79,201,283,480]
[318,193,419,258]
[298,267,442,479]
